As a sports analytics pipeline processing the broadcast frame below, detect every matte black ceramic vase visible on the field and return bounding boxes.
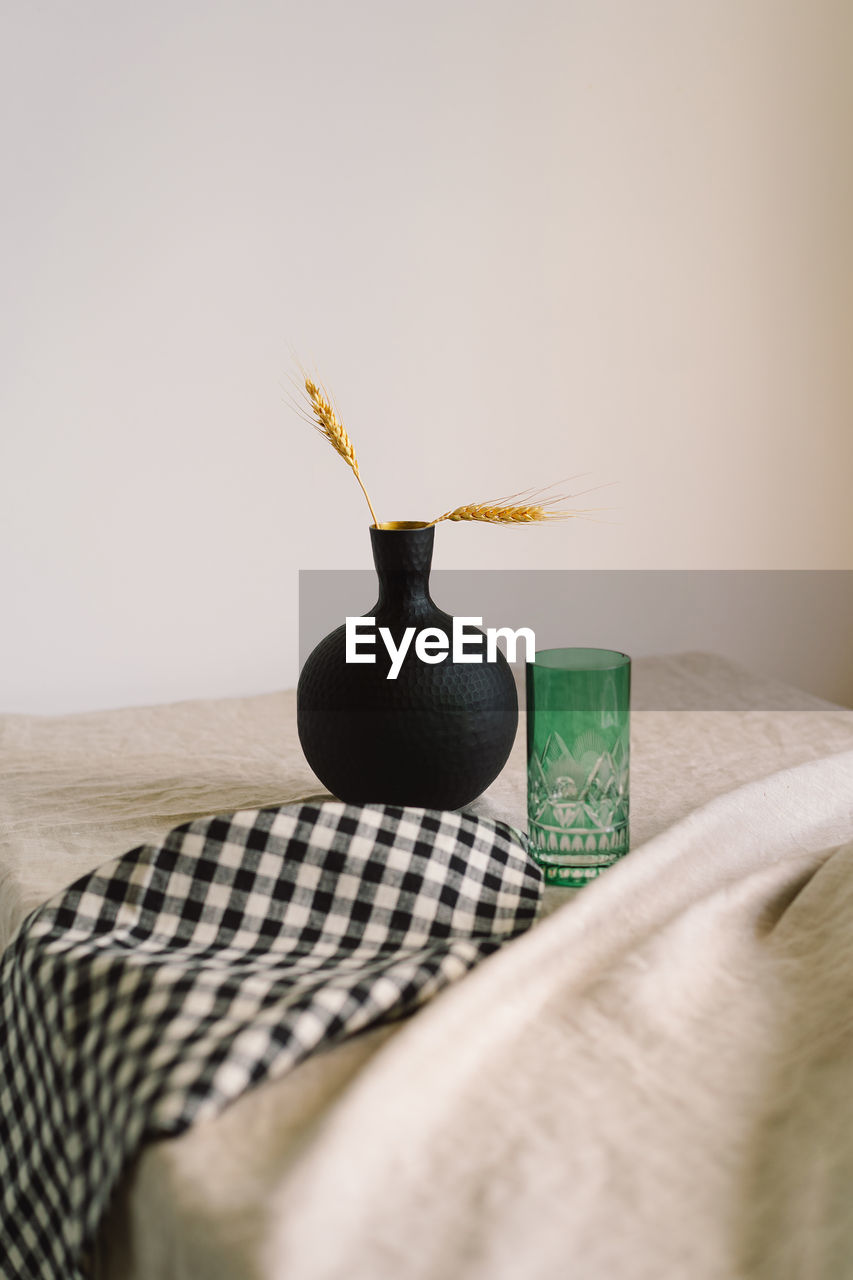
[297,522,518,809]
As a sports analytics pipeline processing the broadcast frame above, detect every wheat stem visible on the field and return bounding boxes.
[354,473,379,528]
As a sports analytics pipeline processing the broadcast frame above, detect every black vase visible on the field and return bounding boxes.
[297,522,518,809]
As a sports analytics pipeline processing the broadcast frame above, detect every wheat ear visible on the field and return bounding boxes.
[431,502,547,524]
[429,489,588,525]
[301,379,379,526]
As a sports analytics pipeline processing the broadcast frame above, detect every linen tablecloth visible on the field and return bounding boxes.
[2,652,852,1279]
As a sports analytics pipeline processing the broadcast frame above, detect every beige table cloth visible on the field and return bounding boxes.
[2,653,853,1279]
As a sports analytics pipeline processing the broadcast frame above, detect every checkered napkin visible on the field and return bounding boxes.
[0,801,541,1280]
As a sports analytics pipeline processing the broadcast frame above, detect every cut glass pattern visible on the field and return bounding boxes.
[527,728,629,859]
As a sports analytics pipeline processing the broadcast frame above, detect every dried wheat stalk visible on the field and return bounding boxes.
[429,491,586,525]
[289,366,600,531]
[299,377,379,526]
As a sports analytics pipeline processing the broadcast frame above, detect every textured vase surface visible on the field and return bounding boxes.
[297,524,518,809]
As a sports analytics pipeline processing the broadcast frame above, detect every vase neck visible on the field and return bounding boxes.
[370,525,435,616]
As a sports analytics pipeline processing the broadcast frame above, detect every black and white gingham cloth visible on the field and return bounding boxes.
[0,801,541,1280]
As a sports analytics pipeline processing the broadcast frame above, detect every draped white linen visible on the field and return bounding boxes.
[2,654,852,1278]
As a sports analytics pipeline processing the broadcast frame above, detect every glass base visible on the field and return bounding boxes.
[528,821,629,888]
[537,857,624,887]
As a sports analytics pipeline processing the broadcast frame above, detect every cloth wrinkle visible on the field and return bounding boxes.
[0,802,541,1280]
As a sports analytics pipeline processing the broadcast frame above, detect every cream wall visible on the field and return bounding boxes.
[2,1,851,713]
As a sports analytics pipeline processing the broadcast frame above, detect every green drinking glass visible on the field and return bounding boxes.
[526,648,631,887]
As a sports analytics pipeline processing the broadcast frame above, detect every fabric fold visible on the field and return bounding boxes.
[259,752,853,1280]
[0,802,542,1280]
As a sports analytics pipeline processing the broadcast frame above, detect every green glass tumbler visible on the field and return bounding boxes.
[527,648,631,887]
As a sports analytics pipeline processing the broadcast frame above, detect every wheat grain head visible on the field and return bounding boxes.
[429,489,591,525]
[292,373,379,526]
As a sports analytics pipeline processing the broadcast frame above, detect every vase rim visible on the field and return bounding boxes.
[373,521,432,531]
